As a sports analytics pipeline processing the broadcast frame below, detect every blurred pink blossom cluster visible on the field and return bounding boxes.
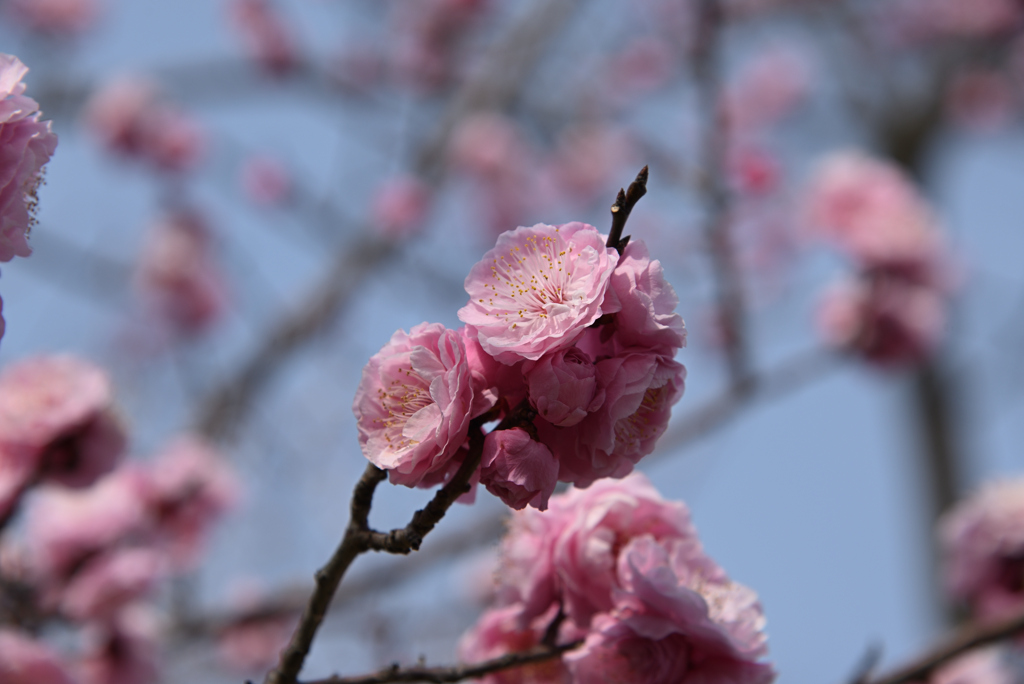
[353,221,685,511]
[459,473,774,684]
[889,0,1022,41]
[84,76,203,173]
[940,477,1024,621]
[390,0,490,91]
[229,0,298,76]
[0,54,58,341]
[134,210,228,338]
[0,355,125,521]
[805,151,953,366]
[5,0,99,37]
[0,354,238,683]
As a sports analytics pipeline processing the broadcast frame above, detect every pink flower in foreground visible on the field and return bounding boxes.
[566,536,773,684]
[480,428,558,511]
[602,240,687,356]
[523,348,601,428]
[139,435,239,571]
[372,175,431,241]
[465,474,773,682]
[0,355,126,499]
[135,211,227,337]
[0,628,77,684]
[354,323,476,487]
[0,54,58,263]
[940,477,1024,620]
[7,0,99,36]
[459,223,619,364]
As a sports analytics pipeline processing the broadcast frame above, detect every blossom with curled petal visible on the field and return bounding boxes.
[459,223,619,364]
[565,536,773,684]
[480,428,558,511]
[940,477,1024,620]
[0,54,58,263]
[354,323,476,487]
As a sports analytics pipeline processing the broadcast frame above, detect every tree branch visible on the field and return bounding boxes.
[265,415,490,684]
[301,640,583,684]
[866,609,1024,684]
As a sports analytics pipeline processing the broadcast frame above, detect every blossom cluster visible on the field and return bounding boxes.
[805,151,953,366]
[0,355,239,684]
[459,474,774,684]
[940,477,1024,621]
[353,222,686,510]
[0,54,58,341]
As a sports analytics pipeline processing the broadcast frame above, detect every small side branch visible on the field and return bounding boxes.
[606,165,649,254]
[302,640,583,684]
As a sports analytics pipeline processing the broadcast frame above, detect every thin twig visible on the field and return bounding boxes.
[302,639,583,684]
[866,609,1024,684]
[606,165,648,254]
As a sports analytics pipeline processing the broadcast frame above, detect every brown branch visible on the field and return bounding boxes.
[265,415,490,684]
[692,0,750,387]
[301,639,583,684]
[606,165,648,254]
[866,609,1024,684]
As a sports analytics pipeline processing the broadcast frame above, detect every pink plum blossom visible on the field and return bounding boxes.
[78,607,160,684]
[523,348,602,428]
[354,323,476,487]
[940,477,1024,620]
[84,76,203,173]
[0,355,126,502]
[390,0,489,91]
[547,354,685,487]
[889,0,1022,41]
[480,428,559,511]
[135,211,227,337]
[804,151,946,278]
[459,223,619,364]
[372,175,431,241]
[0,54,58,263]
[229,0,298,75]
[465,474,773,682]
[548,125,636,203]
[601,240,687,356]
[945,70,1015,131]
[139,435,239,571]
[59,547,165,622]
[0,628,77,684]
[605,37,676,99]
[565,536,773,684]
[457,604,572,684]
[7,0,99,36]
[27,469,149,585]
[817,275,944,366]
[240,155,291,206]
